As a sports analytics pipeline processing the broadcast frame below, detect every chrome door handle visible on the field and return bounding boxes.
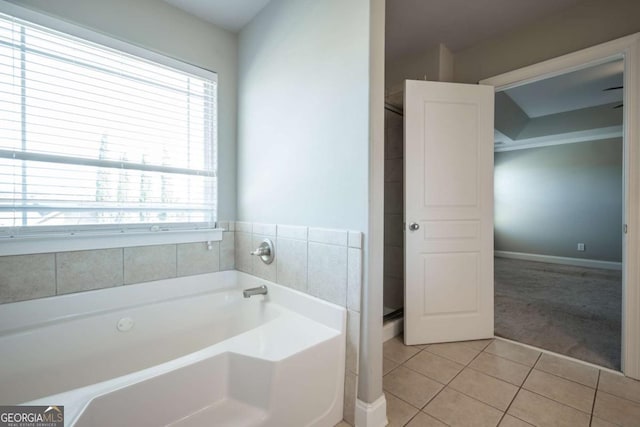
[408,222,420,231]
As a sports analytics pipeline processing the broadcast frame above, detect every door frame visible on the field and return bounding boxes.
[480,33,640,379]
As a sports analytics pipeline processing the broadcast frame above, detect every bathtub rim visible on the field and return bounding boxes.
[0,270,345,337]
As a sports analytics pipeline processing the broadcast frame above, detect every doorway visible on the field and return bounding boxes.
[391,34,640,379]
[491,59,624,369]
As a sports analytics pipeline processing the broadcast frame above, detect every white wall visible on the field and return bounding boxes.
[237,0,370,232]
[9,0,239,221]
[495,138,623,262]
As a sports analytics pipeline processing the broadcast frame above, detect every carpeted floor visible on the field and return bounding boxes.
[494,257,622,370]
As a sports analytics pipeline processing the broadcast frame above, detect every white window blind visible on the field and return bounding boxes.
[0,12,217,239]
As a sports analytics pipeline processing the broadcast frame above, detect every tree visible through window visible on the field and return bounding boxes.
[0,12,217,237]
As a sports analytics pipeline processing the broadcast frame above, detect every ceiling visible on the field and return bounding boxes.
[505,60,624,117]
[164,0,270,32]
[494,59,624,151]
[386,0,584,61]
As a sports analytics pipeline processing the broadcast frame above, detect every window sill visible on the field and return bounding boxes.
[0,228,224,257]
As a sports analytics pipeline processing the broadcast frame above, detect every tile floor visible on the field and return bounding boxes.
[338,337,640,427]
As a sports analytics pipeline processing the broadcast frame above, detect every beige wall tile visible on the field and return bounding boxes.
[384,213,404,247]
[385,393,419,427]
[308,228,349,246]
[57,249,123,294]
[384,244,404,279]
[346,310,360,375]
[385,109,403,160]
[343,372,357,426]
[220,231,235,271]
[469,352,531,386]
[404,351,464,385]
[598,371,640,404]
[534,353,598,388]
[385,158,403,183]
[307,242,347,306]
[449,368,519,411]
[384,275,404,311]
[234,232,253,273]
[523,369,595,414]
[383,366,443,409]
[424,387,503,427]
[485,340,540,367]
[383,336,421,364]
[276,237,307,292]
[0,254,55,303]
[176,242,220,276]
[384,182,403,215]
[252,223,276,236]
[593,390,640,426]
[123,245,176,284]
[347,248,362,312]
[277,224,307,240]
[348,231,362,249]
[425,342,480,365]
[251,235,276,281]
[508,389,590,427]
[235,221,252,233]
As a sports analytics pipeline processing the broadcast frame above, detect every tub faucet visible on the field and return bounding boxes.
[243,285,268,298]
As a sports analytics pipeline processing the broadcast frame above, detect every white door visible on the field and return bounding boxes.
[404,80,494,345]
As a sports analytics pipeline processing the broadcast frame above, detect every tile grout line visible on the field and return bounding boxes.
[415,340,492,424]
[533,365,600,390]
[496,350,543,426]
[589,370,601,426]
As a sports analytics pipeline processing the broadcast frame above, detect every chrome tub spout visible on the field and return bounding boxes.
[243,285,268,298]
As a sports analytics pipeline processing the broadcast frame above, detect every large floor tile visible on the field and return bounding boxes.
[404,350,464,384]
[590,417,619,427]
[405,412,447,427]
[498,415,533,426]
[507,389,590,427]
[484,341,540,367]
[384,366,443,409]
[522,369,595,413]
[449,368,518,411]
[598,371,640,404]
[534,353,599,388]
[424,387,503,427]
[461,339,494,351]
[384,336,421,364]
[593,390,640,426]
[384,357,400,375]
[334,422,352,427]
[469,352,531,386]
[385,392,420,427]
[425,342,481,365]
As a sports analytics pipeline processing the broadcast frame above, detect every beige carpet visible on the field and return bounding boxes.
[494,257,622,370]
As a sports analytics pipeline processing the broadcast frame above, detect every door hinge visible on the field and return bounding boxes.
[624,224,628,234]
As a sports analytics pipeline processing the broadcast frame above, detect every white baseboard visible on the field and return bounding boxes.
[383,317,403,342]
[355,395,387,427]
[494,250,622,271]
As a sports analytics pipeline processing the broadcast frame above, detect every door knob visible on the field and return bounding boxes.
[409,222,420,231]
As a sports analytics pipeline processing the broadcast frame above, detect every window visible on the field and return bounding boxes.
[0,10,217,241]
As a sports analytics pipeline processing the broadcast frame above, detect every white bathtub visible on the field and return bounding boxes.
[0,270,346,426]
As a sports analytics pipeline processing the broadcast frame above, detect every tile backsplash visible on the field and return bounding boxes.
[0,231,235,304]
[234,222,362,312]
[232,221,363,424]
